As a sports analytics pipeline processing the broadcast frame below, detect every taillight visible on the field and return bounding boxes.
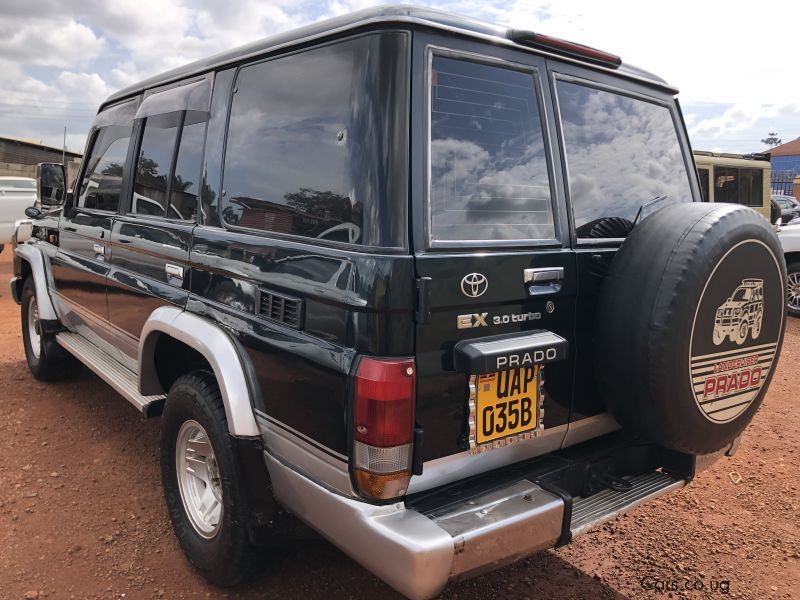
[352,357,415,501]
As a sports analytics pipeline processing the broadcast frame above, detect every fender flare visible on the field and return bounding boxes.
[139,306,260,438]
[14,244,58,321]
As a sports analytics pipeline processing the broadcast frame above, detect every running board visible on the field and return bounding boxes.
[570,471,684,537]
[56,332,166,414]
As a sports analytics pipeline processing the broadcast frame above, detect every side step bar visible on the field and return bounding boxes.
[56,332,166,414]
[570,471,684,537]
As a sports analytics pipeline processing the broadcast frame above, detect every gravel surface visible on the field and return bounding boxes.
[0,251,797,600]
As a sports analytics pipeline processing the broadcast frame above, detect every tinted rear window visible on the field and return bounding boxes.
[429,55,554,244]
[556,80,692,238]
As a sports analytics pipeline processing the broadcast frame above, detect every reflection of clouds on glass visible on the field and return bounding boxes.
[557,81,692,236]
[430,56,554,243]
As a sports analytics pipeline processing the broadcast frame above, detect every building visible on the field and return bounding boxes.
[768,137,800,175]
[0,136,82,184]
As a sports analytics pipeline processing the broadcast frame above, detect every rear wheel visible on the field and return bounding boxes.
[21,277,71,381]
[787,261,800,317]
[161,371,268,586]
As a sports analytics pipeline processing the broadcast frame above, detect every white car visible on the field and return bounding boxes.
[777,221,800,316]
[0,176,36,250]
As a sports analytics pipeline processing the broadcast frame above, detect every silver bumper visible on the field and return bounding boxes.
[264,451,564,600]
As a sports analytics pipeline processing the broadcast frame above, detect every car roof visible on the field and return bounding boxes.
[102,4,676,110]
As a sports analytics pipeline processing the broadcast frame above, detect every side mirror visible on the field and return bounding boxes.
[36,162,66,208]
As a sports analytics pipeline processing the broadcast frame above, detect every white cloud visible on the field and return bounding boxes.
[0,17,104,67]
[2,0,800,153]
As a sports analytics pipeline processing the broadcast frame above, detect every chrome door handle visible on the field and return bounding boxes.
[165,263,184,281]
[524,267,564,296]
[93,243,105,257]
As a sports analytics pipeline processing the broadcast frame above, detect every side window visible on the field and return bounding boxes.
[715,167,762,208]
[221,33,409,247]
[77,125,132,212]
[429,55,554,244]
[556,80,693,239]
[132,111,204,220]
[170,112,205,220]
[133,113,180,218]
[697,167,710,202]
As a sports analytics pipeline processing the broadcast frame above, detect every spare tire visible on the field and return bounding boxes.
[594,203,786,454]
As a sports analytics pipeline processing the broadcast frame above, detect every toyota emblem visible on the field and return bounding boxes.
[461,273,488,298]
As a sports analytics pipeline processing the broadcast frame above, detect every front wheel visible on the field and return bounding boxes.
[21,277,71,380]
[161,371,267,586]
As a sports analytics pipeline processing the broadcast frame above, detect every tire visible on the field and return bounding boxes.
[594,203,786,455]
[161,371,267,586]
[21,277,71,381]
[786,260,800,318]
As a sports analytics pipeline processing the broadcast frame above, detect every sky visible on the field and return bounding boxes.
[1,0,799,155]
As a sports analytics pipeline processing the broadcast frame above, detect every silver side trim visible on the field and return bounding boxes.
[265,450,455,600]
[570,472,684,537]
[255,411,354,496]
[56,331,166,412]
[14,243,58,321]
[139,306,260,437]
[407,424,567,494]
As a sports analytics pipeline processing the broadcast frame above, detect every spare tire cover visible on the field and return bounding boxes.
[594,203,786,455]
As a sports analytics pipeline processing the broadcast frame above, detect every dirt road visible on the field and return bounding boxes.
[0,250,797,600]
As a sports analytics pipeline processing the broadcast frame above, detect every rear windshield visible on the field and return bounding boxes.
[428,55,555,245]
[556,80,693,238]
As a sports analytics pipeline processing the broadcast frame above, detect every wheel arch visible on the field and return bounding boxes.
[139,306,261,437]
[14,244,58,321]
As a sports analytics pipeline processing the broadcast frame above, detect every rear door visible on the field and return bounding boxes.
[410,35,576,471]
[108,79,210,369]
[547,63,698,444]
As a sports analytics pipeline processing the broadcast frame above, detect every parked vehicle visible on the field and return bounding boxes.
[0,176,37,251]
[10,7,787,599]
[776,221,800,316]
[772,194,800,224]
[694,151,772,220]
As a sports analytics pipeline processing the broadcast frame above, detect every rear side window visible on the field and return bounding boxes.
[714,166,763,208]
[428,55,554,244]
[132,111,204,220]
[133,112,179,217]
[221,33,408,247]
[556,80,692,239]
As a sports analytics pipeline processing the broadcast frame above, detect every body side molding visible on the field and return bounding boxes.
[139,306,260,437]
[14,243,58,321]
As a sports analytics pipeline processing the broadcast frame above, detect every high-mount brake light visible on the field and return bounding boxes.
[352,357,415,501]
[508,29,622,69]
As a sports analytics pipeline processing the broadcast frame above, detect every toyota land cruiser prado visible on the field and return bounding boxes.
[11,6,786,599]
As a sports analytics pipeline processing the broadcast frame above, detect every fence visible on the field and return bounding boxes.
[771,171,797,196]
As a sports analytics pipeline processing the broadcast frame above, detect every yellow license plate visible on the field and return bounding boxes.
[475,366,540,444]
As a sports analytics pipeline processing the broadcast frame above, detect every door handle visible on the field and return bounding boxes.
[523,267,564,296]
[165,263,184,281]
[93,243,105,258]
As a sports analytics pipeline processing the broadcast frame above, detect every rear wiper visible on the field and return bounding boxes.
[633,195,669,228]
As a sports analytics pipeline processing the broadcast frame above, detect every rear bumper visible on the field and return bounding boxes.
[264,442,688,600]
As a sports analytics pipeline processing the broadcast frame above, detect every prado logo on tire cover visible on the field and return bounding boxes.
[690,240,784,423]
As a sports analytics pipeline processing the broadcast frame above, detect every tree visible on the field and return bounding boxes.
[761,132,782,148]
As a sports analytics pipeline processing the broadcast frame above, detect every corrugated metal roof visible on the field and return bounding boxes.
[767,137,800,157]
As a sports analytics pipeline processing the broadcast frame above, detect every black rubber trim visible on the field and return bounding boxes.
[230,435,280,543]
[10,276,22,305]
[536,479,573,547]
[453,330,568,375]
